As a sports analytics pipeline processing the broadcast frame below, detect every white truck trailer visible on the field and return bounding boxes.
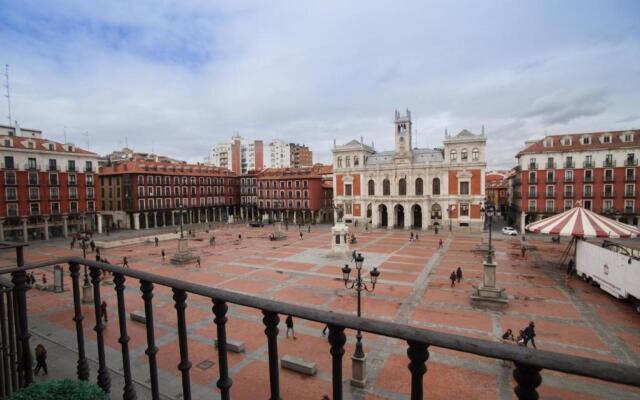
[576,240,640,312]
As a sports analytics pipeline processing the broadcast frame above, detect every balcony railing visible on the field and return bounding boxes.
[625,207,635,214]
[5,195,17,201]
[564,192,574,198]
[527,191,537,197]
[545,162,556,169]
[47,165,60,172]
[583,192,594,198]
[583,160,595,168]
[85,165,94,172]
[24,163,40,171]
[604,175,615,182]
[563,161,575,168]
[28,194,39,201]
[529,163,538,170]
[67,165,77,172]
[545,176,555,184]
[545,207,556,213]
[69,193,78,200]
[624,190,635,197]
[29,210,40,216]
[545,191,555,198]
[68,180,78,186]
[603,160,616,168]
[625,174,636,182]
[584,175,594,183]
[624,158,638,167]
[564,176,574,183]
[1,254,638,400]
[603,191,615,198]
[28,179,38,186]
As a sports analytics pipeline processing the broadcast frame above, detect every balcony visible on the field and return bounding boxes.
[47,165,60,172]
[528,177,537,184]
[29,209,40,216]
[583,192,594,198]
[50,194,59,200]
[624,190,635,197]
[1,162,16,170]
[625,174,636,182]
[67,165,77,172]
[603,191,615,198]
[527,191,537,198]
[545,177,556,184]
[28,179,38,186]
[563,161,575,168]
[584,175,594,183]
[1,255,636,400]
[564,192,574,198]
[545,162,556,170]
[87,193,95,199]
[48,180,59,187]
[625,207,635,214]
[545,207,556,213]
[564,176,574,183]
[545,191,555,198]
[4,195,17,202]
[624,158,638,167]
[68,180,78,186]
[24,163,40,171]
[603,159,616,168]
[28,194,39,201]
[69,193,78,200]
[528,163,538,170]
[603,175,615,182]
[51,209,61,215]
[583,160,595,168]
[84,165,94,172]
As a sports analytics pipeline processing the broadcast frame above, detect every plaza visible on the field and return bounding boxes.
[4,223,639,399]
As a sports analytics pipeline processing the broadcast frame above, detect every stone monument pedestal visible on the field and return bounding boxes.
[332,222,350,254]
[350,353,367,388]
[171,238,197,265]
[470,260,508,305]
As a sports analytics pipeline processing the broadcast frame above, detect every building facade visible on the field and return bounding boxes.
[289,143,313,167]
[514,129,640,227]
[255,165,333,224]
[0,125,100,241]
[486,170,510,216]
[332,110,486,230]
[98,161,240,230]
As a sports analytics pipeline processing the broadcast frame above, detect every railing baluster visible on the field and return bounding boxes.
[173,289,192,400]
[262,310,280,400]
[6,291,17,392]
[11,291,21,389]
[328,325,346,400]
[140,280,160,400]
[513,362,542,400]
[113,273,137,400]
[0,289,10,397]
[212,300,232,400]
[69,262,90,381]
[90,267,111,393]
[10,270,32,387]
[407,340,429,400]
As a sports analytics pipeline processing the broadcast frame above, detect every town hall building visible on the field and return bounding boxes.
[332,109,486,230]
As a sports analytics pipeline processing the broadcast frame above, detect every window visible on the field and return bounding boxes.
[354,156,359,166]
[383,179,390,196]
[546,157,554,169]
[345,156,351,167]
[27,158,37,170]
[461,149,468,161]
[529,171,536,182]
[583,185,592,196]
[583,200,592,210]
[85,161,93,172]
[28,173,38,185]
[546,199,555,212]
[368,180,375,196]
[49,173,58,186]
[432,178,440,195]
[603,135,611,143]
[68,174,77,185]
[30,203,40,215]
[546,171,554,182]
[398,178,406,195]
[565,170,573,181]
[546,185,554,197]
[69,187,78,199]
[345,184,352,196]
[48,159,57,171]
[564,185,573,197]
[5,187,17,201]
[460,204,469,217]
[138,186,145,197]
[459,182,469,195]
[87,201,95,212]
[528,186,537,197]
[604,184,613,197]
[139,199,145,210]
[337,157,342,167]
[6,204,18,217]
[604,169,614,181]
[3,156,14,169]
[68,160,76,172]
[415,178,423,195]
[450,150,457,161]
[51,202,60,214]
[472,148,479,161]
[582,136,591,145]
[603,199,613,212]
[86,174,93,185]
[625,184,635,196]
[87,187,94,199]
[561,137,571,146]
[625,200,634,213]
[138,175,144,185]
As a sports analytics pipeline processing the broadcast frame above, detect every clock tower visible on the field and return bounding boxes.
[394,108,412,156]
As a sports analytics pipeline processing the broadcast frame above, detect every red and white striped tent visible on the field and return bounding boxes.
[525,206,640,238]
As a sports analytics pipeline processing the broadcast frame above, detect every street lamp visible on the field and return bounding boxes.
[448,205,456,232]
[341,253,380,387]
[485,203,495,264]
[80,234,93,303]
[178,203,185,239]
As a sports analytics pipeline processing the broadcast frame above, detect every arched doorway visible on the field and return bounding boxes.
[366,203,372,219]
[431,203,442,222]
[395,204,404,228]
[412,205,422,228]
[378,204,388,227]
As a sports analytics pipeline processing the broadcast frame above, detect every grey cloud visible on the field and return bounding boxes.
[521,89,609,126]
[616,114,640,124]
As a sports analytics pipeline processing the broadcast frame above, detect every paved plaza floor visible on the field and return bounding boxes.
[2,224,640,399]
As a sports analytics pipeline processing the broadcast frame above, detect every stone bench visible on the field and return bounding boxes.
[280,355,317,376]
[130,310,146,324]
[213,339,245,353]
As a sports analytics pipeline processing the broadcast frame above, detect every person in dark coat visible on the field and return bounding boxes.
[438,239,443,249]
[154,237,159,247]
[123,257,130,268]
[285,315,296,339]
[161,249,166,262]
[450,271,457,287]
[523,321,537,348]
[456,267,463,283]
[34,344,48,375]
[100,301,108,323]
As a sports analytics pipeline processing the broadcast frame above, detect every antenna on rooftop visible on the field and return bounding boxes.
[4,65,12,127]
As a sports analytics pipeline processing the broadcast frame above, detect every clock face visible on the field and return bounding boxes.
[399,136,404,142]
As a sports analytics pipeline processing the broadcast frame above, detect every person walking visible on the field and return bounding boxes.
[100,301,108,323]
[70,238,75,249]
[285,315,296,339]
[210,235,215,246]
[410,232,414,242]
[238,234,242,241]
[351,250,357,262]
[299,232,303,240]
[435,226,439,235]
[161,249,166,262]
[90,240,96,253]
[567,258,574,275]
[438,238,443,249]
[449,271,457,287]
[96,247,101,258]
[415,233,419,241]
[34,344,48,375]
[196,256,201,268]
[154,237,159,247]
[523,321,537,348]
[521,245,526,258]
[456,267,463,283]
[95,254,101,262]
[501,328,515,342]
[308,224,311,233]
[123,256,129,268]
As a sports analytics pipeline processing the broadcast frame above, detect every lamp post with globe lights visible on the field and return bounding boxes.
[341,253,380,387]
[471,201,507,305]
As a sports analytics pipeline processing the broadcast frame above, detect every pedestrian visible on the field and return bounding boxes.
[161,249,166,262]
[210,235,215,246]
[100,300,108,323]
[501,328,515,342]
[123,256,129,268]
[95,254,101,262]
[435,226,439,235]
[522,234,526,242]
[33,344,48,375]
[238,234,242,240]
[70,239,75,249]
[410,232,414,242]
[196,256,201,268]
[299,232,303,240]
[285,315,296,339]
[415,233,419,241]
[567,258,574,275]
[456,267,463,283]
[523,321,537,348]
[352,250,357,261]
[154,236,159,247]
[449,271,456,287]
[308,225,311,233]
[438,239,443,249]
[90,240,96,252]
[521,245,526,258]
[42,274,47,286]
[96,247,101,258]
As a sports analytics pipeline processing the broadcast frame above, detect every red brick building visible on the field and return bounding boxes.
[98,161,239,230]
[485,171,509,215]
[0,124,99,241]
[256,165,333,224]
[514,129,640,227]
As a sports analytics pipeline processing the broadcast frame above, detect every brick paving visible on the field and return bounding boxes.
[2,223,640,399]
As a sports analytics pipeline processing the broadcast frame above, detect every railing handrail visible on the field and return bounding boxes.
[1,256,640,389]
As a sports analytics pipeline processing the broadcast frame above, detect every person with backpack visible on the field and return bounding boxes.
[523,321,537,348]
[449,271,457,287]
[285,315,296,339]
[34,344,48,375]
[456,267,463,283]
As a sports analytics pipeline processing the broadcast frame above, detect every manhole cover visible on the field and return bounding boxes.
[197,360,215,370]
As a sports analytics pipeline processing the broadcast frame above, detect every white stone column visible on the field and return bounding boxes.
[404,204,411,230]
[21,218,28,242]
[44,217,50,240]
[133,213,140,230]
[422,203,429,230]
[62,215,68,238]
[371,203,379,227]
[520,212,527,234]
[153,212,158,228]
[171,211,176,226]
[293,212,297,224]
[0,219,4,241]
[97,213,103,234]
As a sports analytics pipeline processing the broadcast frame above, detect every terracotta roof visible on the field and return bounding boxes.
[258,164,332,179]
[517,129,640,156]
[99,160,234,176]
[0,134,96,155]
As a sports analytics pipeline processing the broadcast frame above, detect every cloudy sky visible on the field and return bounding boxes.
[1,0,639,168]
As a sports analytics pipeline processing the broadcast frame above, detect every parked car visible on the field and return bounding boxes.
[501,226,518,236]
[249,221,264,227]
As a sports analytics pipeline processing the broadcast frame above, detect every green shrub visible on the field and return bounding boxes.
[9,379,109,400]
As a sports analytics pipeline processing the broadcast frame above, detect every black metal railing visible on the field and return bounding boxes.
[0,251,639,400]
